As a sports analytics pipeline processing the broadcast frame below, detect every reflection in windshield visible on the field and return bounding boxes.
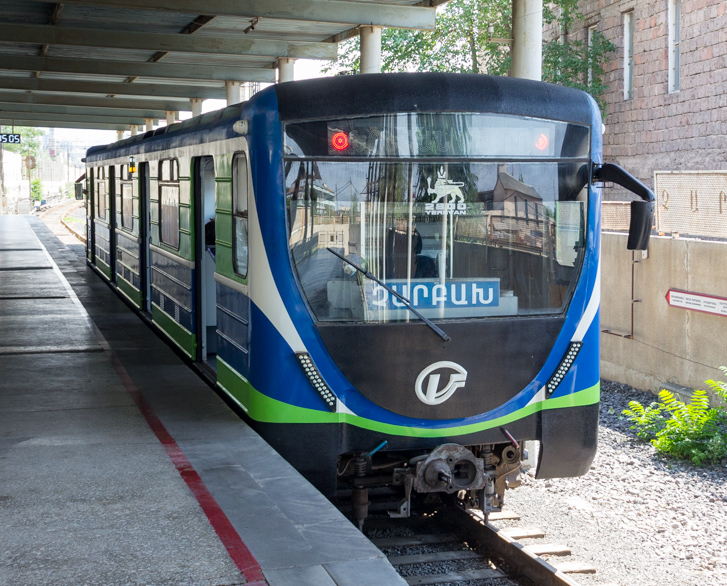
[286,161,586,323]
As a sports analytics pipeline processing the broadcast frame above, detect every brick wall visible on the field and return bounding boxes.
[555,1,727,197]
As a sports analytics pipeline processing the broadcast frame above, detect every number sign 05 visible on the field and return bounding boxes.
[0,133,22,144]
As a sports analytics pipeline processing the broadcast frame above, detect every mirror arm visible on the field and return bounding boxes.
[592,163,655,202]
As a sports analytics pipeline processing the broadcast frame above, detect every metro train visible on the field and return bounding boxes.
[83,73,654,523]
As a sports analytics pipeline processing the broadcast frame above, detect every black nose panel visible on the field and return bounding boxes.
[316,317,564,420]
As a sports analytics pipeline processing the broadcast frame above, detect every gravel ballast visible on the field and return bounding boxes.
[502,379,727,586]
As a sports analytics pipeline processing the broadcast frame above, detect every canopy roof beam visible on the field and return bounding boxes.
[0,91,191,113]
[0,118,134,131]
[0,56,276,83]
[0,112,149,126]
[25,0,437,30]
[0,102,169,121]
[0,23,338,60]
[0,77,226,100]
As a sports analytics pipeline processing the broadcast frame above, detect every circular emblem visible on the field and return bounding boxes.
[415,361,468,405]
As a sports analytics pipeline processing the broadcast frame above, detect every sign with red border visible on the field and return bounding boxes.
[665,289,727,317]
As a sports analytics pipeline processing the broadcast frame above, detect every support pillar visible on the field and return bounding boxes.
[165,111,177,126]
[130,125,138,136]
[145,118,154,132]
[360,26,382,74]
[277,58,295,83]
[190,98,204,117]
[511,0,543,80]
[116,130,123,141]
[225,81,242,106]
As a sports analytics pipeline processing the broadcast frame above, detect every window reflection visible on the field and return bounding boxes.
[287,161,586,323]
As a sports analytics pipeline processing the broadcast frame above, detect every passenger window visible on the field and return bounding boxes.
[96,166,106,220]
[120,164,133,230]
[159,159,180,249]
[232,153,250,278]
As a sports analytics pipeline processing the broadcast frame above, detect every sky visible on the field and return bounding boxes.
[51,59,329,150]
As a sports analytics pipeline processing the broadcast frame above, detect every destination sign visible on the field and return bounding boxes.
[0,133,21,144]
[366,279,500,311]
[665,289,727,317]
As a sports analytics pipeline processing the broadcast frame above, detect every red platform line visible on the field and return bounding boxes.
[109,352,267,585]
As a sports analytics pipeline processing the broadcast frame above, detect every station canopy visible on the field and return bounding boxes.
[0,0,444,130]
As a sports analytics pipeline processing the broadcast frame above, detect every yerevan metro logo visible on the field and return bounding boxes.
[415,361,468,405]
[425,167,467,216]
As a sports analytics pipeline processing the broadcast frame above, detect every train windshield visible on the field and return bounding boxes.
[284,113,590,323]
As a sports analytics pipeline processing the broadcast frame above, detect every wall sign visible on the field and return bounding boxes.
[666,289,727,317]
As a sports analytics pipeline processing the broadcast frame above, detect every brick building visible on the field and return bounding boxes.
[555,0,727,199]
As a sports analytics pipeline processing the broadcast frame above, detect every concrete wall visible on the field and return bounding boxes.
[601,232,727,402]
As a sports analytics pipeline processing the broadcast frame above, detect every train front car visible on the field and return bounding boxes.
[237,73,603,522]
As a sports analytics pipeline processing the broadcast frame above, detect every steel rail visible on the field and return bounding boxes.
[449,504,584,586]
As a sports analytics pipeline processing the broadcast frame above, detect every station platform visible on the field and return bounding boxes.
[0,215,405,586]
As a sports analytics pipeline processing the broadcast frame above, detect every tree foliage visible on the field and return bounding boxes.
[0,126,45,158]
[541,0,615,114]
[31,178,44,202]
[325,0,614,114]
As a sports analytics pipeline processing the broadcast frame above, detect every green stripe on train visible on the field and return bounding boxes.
[95,257,112,280]
[151,303,196,358]
[116,275,142,308]
[217,358,599,438]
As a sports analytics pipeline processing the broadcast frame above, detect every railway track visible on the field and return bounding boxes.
[360,501,598,586]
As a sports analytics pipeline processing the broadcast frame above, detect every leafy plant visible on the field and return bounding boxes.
[622,399,666,440]
[623,368,727,466]
[541,29,615,115]
[31,178,43,202]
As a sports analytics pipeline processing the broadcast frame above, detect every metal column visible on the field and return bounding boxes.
[511,0,543,81]
[277,58,295,82]
[190,98,204,117]
[360,26,382,74]
[225,81,242,106]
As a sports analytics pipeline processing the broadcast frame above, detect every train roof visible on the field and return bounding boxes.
[85,73,598,164]
[275,73,597,125]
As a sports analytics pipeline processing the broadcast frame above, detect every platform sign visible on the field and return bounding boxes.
[665,289,727,317]
[0,133,21,144]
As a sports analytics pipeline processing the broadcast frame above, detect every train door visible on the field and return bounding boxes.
[87,168,95,263]
[108,165,117,282]
[139,162,152,314]
[193,156,217,368]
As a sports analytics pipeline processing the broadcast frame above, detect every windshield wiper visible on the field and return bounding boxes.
[327,247,451,343]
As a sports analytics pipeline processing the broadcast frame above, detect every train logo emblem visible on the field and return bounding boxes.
[426,167,466,215]
[415,361,468,405]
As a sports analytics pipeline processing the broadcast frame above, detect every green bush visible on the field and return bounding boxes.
[623,367,727,466]
[31,178,43,202]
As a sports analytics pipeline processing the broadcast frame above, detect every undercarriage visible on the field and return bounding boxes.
[337,441,529,529]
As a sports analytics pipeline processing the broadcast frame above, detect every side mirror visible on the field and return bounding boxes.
[627,200,654,250]
[74,183,84,200]
[592,163,655,251]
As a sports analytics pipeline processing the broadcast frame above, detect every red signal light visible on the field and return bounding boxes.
[331,132,349,151]
[534,133,549,151]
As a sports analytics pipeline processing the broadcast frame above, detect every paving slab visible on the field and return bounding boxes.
[0,248,51,270]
